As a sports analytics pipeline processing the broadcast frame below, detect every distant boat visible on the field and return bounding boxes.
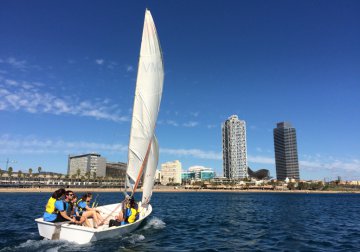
[35,9,164,244]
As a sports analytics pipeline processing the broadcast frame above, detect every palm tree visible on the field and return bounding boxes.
[50,173,54,183]
[28,168,33,183]
[57,174,62,185]
[71,174,76,185]
[18,170,23,184]
[38,166,42,183]
[0,168,3,183]
[65,174,69,185]
[92,172,96,182]
[8,167,13,183]
[76,168,81,181]
[85,171,90,184]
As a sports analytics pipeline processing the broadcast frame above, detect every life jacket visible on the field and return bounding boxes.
[125,207,139,223]
[45,197,57,214]
[66,202,74,217]
[77,199,87,213]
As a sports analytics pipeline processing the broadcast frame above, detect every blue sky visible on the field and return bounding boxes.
[0,1,359,180]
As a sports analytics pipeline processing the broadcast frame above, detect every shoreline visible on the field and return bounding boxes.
[0,187,359,194]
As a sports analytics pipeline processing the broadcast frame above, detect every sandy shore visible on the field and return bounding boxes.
[0,187,359,194]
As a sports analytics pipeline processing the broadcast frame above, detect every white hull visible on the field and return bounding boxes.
[35,203,152,244]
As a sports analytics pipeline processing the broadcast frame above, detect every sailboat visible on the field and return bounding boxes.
[35,9,164,244]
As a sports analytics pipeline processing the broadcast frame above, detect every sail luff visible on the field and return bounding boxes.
[141,135,159,205]
[126,9,164,195]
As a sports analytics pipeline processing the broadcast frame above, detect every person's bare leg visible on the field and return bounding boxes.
[96,212,104,226]
[84,218,91,227]
[80,211,98,228]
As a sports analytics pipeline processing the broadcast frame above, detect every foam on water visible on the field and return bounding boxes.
[0,239,72,252]
[125,234,145,245]
[143,217,166,230]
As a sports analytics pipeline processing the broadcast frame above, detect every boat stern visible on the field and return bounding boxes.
[35,217,67,240]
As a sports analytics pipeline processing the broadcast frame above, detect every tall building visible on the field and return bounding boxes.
[106,162,127,178]
[160,160,182,185]
[273,122,300,180]
[67,153,106,177]
[222,115,248,179]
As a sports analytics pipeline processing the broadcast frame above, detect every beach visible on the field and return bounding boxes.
[0,186,358,194]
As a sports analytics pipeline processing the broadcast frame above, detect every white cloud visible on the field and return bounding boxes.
[300,159,360,173]
[190,112,199,117]
[248,155,275,164]
[107,61,118,69]
[207,124,217,129]
[5,57,27,69]
[160,148,222,160]
[166,120,179,127]
[5,79,18,86]
[246,153,360,178]
[0,78,129,122]
[183,121,199,127]
[126,65,134,72]
[0,57,41,71]
[95,59,105,65]
[0,134,127,155]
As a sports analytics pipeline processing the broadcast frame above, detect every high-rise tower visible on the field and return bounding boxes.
[273,122,300,180]
[222,115,248,179]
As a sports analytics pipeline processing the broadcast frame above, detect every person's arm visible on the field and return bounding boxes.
[59,210,75,222]
[85,205,101,213]
[85,205,98,211]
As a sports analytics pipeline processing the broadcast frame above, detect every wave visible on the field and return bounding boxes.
[143,217,166,230]
[126,234,145,244]
[0,239,72,252]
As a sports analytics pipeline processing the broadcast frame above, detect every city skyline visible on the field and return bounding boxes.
[1,1,360,180]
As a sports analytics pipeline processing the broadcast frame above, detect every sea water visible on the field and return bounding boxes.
[0,192,359,251]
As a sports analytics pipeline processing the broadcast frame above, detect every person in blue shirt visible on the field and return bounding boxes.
[43,188,76,223]
[76,193,104,228]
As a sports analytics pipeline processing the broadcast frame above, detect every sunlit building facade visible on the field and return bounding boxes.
[222,115,248,179]
[160,160,182,185]
[67,153,106,177]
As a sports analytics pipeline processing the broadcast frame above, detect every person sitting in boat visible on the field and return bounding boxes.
[76,192,104,228]
[43,188,76,223]
[64,190,74,216]
[69,194,91,227]
[108,209,125,227]
[124,197,139,224]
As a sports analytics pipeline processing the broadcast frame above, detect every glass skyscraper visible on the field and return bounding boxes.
[273,122,300,180]
[222,115,248,179]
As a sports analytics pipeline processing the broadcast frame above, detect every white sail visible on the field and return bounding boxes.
[141,135,159,205]
[127,10,164,193]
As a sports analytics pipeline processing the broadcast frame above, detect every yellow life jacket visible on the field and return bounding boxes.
[126,208,139,223]
[45,197,58,214]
